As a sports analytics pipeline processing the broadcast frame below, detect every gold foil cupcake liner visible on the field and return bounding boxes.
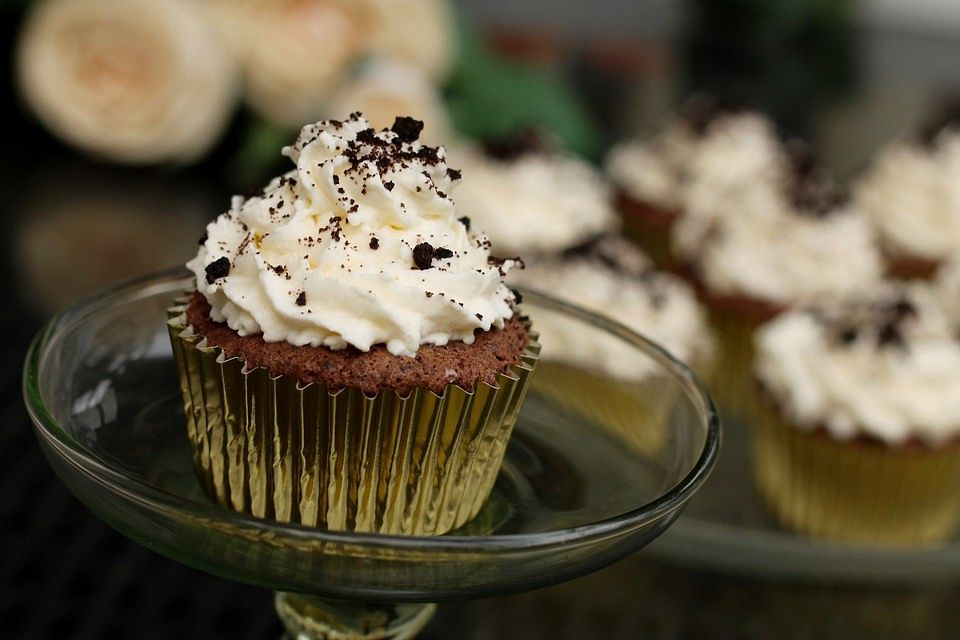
[167,297,540,536]
[531,362,673,457]
[703,304,771,429]
[752,399,960,547]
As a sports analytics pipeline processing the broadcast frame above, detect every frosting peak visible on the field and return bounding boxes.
[189,114,519,357]
[755,283,960,446]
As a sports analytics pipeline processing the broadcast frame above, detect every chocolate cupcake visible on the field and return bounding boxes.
[853,103,960,278]
[753,283,960,546]
[605,96,785,267]
[673,150,884,425]
[449,130,617,257]
[168,114,539,535]
[511,235,713,453]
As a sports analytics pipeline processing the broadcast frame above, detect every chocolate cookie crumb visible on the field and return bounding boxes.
[205,257,231,284]
[369,237,380,250]
[296,292,307,306]
[434,247,454,260]
[383,180,395,192]
[391,116,424,143]
[413,242,435,269]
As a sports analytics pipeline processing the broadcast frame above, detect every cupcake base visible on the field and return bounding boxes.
[616,191,681,270]
[167,297,539,536]
[884,249,940,280]
[753,397,960,547]
[684,272,784,429]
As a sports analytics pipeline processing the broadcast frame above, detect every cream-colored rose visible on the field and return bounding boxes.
[368,0,456,81]
[17,0,238,164]
[208,0,377,128]
[325,59,453,145]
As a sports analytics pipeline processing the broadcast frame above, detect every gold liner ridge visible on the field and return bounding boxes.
[167,296,540,536]
[752,398,960,546]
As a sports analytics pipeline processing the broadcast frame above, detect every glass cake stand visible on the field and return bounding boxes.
[23,269,720,639]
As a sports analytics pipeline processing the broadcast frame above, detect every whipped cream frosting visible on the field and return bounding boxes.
[853,129,960,261]
[510,236,712,380]
[450,142,617,256]
[674,174,883,305]
[605,105,784,213]
[188,114,519,357]
[755,283,960,446]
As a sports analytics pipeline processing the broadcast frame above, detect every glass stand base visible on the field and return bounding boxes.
[275,593,436,640]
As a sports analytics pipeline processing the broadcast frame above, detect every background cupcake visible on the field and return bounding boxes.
[450,130,617,258]
[853,104,960,278]
[169,114,539,536]
[673,150,884,424]
[753,282,960,546]
[511,235,713,454]
[605,96,785,267]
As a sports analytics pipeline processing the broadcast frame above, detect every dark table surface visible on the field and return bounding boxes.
[5,2,960,638]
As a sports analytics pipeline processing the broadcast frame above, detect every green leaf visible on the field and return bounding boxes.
[445,10,601,159]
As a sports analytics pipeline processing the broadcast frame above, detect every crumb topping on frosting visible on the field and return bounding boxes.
[755,283,960,445]
[188,113,520,357]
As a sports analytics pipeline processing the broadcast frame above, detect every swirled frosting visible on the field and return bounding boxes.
[450,139,616,255]
[755,283,960,446]
[674,158,883,305]
[510,235,712,380]
[188,114,519,357]
[605,99,784,212]
[853,129,960,262]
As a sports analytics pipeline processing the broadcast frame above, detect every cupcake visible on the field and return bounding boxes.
[168,114,539,535]
[673,150,884,425]
[852,105,960,278]
[753,282,960,546]
[449,130,617,257]
[605,96,785,267]
[511,235,713,454]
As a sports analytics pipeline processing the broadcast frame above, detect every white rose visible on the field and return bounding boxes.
[368,0,457,82]
[326,59,453,145]
[17,0,238,164]
[207,0,377,128]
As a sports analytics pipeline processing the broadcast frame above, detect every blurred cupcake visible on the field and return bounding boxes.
[451,130,617,257]
[674,151,884,424]
[325,59,453,145]
[605,96,785,266]
[168,114,539,535]
[512,235,713,454]
[853,104,960,278]
[753,283,960,546]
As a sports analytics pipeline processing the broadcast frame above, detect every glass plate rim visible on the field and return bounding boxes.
[23,267,720,554]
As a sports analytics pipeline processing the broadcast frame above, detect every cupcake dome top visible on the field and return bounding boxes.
[853,105,960,262]
[754,282,960,446]
[188,114,520,357]
[450,131,616,256]
[673,148,883,306]
[605,96,784,212]
[510,235,712,380]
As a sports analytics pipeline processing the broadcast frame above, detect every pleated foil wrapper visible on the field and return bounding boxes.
[752,397,960,547]
[702,302,780,430]
[167,297,540,536]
